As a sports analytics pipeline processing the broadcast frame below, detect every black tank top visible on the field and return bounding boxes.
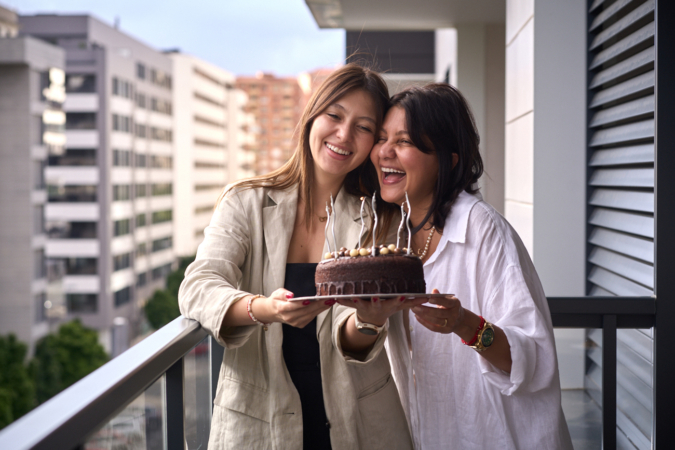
[282,263,332,450]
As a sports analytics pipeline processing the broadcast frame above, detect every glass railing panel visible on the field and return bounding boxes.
[84,375,166,450]
[184,336,212,449]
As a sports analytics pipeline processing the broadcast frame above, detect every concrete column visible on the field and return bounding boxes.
[455,24,505,214]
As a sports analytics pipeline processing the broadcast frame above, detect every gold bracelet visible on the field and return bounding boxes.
[246,294,269,331]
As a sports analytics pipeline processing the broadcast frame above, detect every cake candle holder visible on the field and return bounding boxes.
[330,194,338,259]
[371,191,378,253]
[324,202,332,257]
[358,196,366,249]
[405,192,413,255]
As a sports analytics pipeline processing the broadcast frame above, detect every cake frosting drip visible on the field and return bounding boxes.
[315,253,425,296]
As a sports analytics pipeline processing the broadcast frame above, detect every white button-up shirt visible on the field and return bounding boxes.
[386,191,573,449]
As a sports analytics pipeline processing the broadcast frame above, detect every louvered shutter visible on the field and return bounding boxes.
[586,0,654,448]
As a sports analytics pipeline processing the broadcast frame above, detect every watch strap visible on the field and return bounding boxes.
[354,314,387,335]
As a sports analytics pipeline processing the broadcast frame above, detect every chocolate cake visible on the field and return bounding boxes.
[315,246,426,296]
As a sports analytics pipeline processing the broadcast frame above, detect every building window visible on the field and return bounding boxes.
[150,97,172,115]
[33,160,45,189]
[135,124,147,138]
[136,63,146,80]
[47,221,97,239]
[114,219,131,237]
[65,258,97,275]
[114,286,132,307]
[136,213,147,228]
[136,242,148,257]
[113,253,132,271]
[152,263,172,280]
[67,293,98,313]
[135,184,147,198]
[136,153,147,167]
[151,236,172,253]
[65,74,96,93]
[48,185,97,202]
[150,127,172,142]
[112,77,134,99]
[113,185,131,201]
[112,114,133,133]
[150,69,171,89]
[151,155,172,169]
[152,209,172,224]
[35,293,47,323]
[152,183,172,196]
[113,149,131,167]
[195,184,222,191]
[48,148,96,166]
[34,249,46,279]
[136,93,146,109]
[66,113,97,130]
[136,272,147,287]
[194,205,213,215]
[34,205,44,235]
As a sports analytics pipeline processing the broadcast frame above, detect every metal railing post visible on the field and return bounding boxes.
[211,337,224,407]
[166,359,184,450]
[602,314,617,449]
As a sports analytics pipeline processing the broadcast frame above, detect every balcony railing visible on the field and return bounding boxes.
[0,297,657,450]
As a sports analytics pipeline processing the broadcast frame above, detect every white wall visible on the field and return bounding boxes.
[504,0,587,388]
[455,24,505,214]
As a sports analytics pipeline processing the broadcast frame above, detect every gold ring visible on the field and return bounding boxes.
[442,319,448,327]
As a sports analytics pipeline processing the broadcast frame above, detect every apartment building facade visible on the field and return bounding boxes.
[235,73,304,175]
[0,18,66,354]
[169,51,255,257]
[19,15,176,355]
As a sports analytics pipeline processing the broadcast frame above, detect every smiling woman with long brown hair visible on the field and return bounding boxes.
[178,64,415,450]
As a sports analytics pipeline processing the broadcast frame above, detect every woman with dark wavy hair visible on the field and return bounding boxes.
[339,83,573,449]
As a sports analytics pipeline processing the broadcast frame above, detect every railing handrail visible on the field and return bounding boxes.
[0,316,207,450]
[0,297,659,450]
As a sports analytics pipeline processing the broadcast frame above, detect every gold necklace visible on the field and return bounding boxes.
[418,226,436,259]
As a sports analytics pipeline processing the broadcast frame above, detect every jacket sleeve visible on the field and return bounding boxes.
[178,189,257,349]
[331,304,388,364]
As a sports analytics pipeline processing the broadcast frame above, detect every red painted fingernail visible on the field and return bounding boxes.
[373,297,379,302]
[325,300,336,306]
[302,300,311,306]
[353,299,358,303]
[399,296,405,302]
[286,292,294,299]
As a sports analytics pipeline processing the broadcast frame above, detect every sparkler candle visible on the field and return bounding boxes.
[397,202,406,249]
[324,201,332,256]
[405,192,413,254]
[358,196,366,249]
[330,194,338,259]
[371,191,378,252]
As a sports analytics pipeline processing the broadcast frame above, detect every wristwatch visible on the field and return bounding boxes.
[470,320,495,352]
[354,314,387,336]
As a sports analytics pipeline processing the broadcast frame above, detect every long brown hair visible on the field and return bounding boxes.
[217,63,390,228]
[370,83,483,240]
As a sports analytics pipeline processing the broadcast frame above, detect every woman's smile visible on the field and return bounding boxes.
[371,106,438,208]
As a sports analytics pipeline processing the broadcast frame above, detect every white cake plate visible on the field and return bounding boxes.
[287,293,453,302]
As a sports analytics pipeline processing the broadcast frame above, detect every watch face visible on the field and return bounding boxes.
[481,328,495,347]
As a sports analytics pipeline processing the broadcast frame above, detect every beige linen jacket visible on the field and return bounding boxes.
[178,184,412,450]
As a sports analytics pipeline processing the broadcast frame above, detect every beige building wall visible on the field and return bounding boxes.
[170,52,235,257]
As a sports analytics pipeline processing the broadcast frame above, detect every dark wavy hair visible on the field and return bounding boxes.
[370,83,483,239]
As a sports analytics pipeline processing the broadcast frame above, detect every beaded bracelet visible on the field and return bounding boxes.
[461,316,485,346]
[247,295,269,331]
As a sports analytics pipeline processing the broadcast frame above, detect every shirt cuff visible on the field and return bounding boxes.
[332,307,388,365]
[477,326,536,396]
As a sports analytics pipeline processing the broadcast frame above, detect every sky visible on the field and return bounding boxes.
[5,0,345,76]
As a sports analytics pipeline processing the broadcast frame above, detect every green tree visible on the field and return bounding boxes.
[144,256,195,330]
[31,320,108,405]
[0,334,35,429]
